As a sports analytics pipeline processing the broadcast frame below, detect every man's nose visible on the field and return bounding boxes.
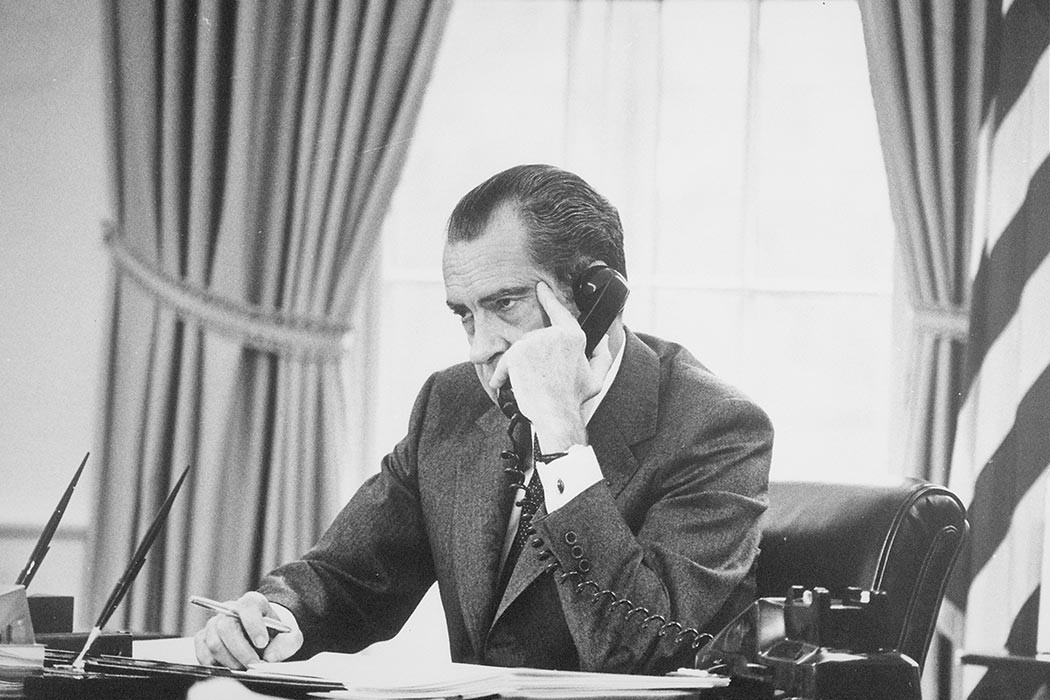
[469,313,511,366]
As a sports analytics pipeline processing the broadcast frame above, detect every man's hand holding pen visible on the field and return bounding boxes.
[193,591,303,669]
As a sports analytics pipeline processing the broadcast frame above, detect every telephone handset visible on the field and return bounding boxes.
[496,263,630,420]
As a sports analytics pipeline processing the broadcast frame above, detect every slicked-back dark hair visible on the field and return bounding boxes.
[446,164,627,289]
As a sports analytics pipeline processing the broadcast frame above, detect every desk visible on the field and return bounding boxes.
[23,641,345,700]
[25,674,758,700]
[961,652,1050,697]
[23,640,758,700]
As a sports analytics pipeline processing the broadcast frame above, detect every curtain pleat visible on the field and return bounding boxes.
[858,0,988,484]
[89,0,450,635]
[331,5,448,314]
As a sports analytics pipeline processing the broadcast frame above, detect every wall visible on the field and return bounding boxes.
[0,0,110,628]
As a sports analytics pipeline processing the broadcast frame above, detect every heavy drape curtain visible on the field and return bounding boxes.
[88,0,449,634]
[858,3,993,698]
[858,0,990,485]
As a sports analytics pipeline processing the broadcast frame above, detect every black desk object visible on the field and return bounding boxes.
[27,595,75,634]
[34,632,133,658]
[23,648,346,700]
[15,454,89,589]
[696,591,921,700]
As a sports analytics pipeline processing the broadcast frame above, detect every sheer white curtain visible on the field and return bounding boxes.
[372,0,895,493]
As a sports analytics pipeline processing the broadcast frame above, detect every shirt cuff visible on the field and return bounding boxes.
[536,444,603,512]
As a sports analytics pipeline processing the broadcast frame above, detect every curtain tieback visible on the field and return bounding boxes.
[103,222,351,360]
[914,304,969,340]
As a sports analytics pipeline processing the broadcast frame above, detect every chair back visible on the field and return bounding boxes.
[756,479,967,669]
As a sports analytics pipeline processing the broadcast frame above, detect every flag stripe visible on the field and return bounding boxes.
[1007,585,1040,656]
[993,0,1049,131]
[983,48,1048,254]
[964,469,1045,646]
[966,588,1042,700]
[965,365,1050,576]
[955,253,1050,505]
[959,471,1044,698]
[962,156,1050,397]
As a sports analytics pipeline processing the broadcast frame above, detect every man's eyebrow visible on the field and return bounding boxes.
[478,285,534,306]
[446,285,535,314]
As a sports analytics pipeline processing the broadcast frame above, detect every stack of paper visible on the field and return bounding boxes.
[0,645,44,698]
[252,653,729,699]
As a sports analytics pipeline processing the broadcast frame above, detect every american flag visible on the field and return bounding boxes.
[946,0,1049,698]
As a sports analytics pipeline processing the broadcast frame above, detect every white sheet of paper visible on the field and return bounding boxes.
[252,652,729,699]
[133,636,199,665]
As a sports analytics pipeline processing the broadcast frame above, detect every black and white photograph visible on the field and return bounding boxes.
[0,1,1046,699]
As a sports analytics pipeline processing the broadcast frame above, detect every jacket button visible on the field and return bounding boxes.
[564,531,578,545]
[570,545,584,559]
[578,559,591,573]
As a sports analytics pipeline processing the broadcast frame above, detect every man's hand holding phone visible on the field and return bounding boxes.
[193,591,303,669]
[489,281,613,452]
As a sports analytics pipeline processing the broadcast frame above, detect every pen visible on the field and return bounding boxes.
[70,463,193,670]
[189,595,292,634]
[16,452,89,587]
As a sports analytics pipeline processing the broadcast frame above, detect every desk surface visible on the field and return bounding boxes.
[961,652,1050,677]
[26,640,751,700]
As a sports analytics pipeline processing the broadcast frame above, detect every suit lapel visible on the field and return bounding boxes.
[489,330,660,626]
[587,329,659,496]
[452,403,517,654]
[492,500,549,622]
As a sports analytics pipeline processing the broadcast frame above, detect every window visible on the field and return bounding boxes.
[357,0,896,494]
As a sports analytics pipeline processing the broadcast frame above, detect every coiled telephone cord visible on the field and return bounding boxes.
[501,412,531,506]
[528,532,713,650]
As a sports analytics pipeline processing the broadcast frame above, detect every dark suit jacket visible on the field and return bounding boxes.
[260,330,773,673]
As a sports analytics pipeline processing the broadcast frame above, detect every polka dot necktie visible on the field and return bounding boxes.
[497,436,545,596]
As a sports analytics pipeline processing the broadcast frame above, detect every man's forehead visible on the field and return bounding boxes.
[449,203,527,247]
[442,249,539,303]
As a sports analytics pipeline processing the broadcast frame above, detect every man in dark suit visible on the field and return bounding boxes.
[195,164,773,674]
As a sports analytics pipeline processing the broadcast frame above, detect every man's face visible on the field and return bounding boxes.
[443,203,576,400]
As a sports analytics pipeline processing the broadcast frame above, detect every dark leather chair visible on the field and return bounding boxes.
[756,479,968,670]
